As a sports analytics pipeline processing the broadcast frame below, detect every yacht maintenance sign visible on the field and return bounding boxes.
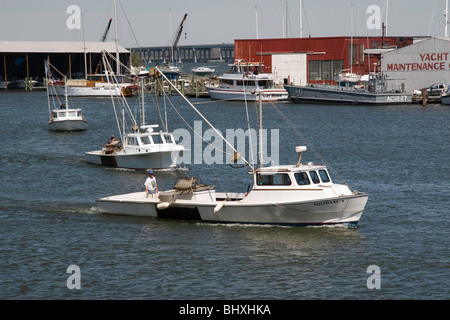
[386,52,450,71]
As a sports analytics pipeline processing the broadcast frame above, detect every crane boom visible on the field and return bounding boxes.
[101,18,113,42]
[171,14,187,60]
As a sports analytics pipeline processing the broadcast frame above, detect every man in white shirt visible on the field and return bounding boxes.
[144,169,158,196]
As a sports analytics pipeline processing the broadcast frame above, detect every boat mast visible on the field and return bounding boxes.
[81,12,87,79]
[446,0,449,37]
[258,90,263,168]
[350,4,354,74]
[299,0,303,38]
[114,0,120,75]
[141,78,145,127]
[64,76,68,110]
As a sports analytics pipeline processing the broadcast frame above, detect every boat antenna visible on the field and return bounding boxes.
[155,66,255,171]
[257,89,263,168]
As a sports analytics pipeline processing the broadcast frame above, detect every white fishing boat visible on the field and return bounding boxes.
[45,62,87,132]
[49,75,137,97]
[96,68,369,227]
[205,59,288,102]
[191,66,215,76]
[85,56,184,170]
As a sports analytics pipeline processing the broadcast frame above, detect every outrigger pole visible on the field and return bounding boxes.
[155,66,256,171]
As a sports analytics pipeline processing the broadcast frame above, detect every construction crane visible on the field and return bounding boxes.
[101,18,113,42]
[95,18,113,74]
[170,13,187,64]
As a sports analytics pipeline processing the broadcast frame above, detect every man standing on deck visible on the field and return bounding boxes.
[145,169,158,197]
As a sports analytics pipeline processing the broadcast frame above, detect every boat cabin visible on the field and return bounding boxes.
[124,125,177,147]
[228,60,265,75]
[253,164,332,189]
[50,108,84,122]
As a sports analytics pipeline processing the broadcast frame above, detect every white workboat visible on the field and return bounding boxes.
[85,57,184,170]
[191,66,215,76]
[96,68,369,227]
[205,59,288,102]
[45,62,87,132]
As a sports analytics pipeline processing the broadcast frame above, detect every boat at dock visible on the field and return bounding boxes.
[96,68,369,226]
[284,73,411,105]
[49,74,137,97]
[191,66,215,76]
[205,59,288,102]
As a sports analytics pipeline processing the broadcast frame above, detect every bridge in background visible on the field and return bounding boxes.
[132,43,234,64]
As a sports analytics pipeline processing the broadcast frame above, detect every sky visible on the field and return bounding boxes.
[0,0,449,48]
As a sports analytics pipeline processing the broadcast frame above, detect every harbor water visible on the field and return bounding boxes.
[0,88,448,301]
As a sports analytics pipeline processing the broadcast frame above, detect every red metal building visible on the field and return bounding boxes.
[234,36,414,84]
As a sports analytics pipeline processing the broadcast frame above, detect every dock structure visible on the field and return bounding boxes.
[146,68,213,98]
[0,41,130,90]
[133,43,234,64]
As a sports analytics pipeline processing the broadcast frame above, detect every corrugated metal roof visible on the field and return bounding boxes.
[0,41,129,53]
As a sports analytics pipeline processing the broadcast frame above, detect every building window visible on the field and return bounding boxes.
[349,44,359,65]
[308,60,344,81]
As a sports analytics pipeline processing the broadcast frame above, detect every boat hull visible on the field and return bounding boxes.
[48,119,87,131]
[206,86,289,102]
[96,192,368,226]
[51,84,124,97]
[440,94,450,105]
[85,150,179,170]
[284,84,412,105]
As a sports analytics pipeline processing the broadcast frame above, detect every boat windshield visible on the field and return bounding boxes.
[294,172,310,185]
[257,173,291,186]
[163,135,173,143]
[152,135,163,144]
[140,136,151,145]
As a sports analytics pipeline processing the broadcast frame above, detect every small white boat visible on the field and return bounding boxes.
[334,71,361,84]
[46,62,87,132]
[205,59,288,102]
[49,107,87,131]
[191,66,215,76]
[96,71,369,227]
[85,60,184,170]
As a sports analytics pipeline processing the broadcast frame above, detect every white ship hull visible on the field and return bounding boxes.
[96,191,368,226]
[85,149,180,170]
[207,86,288,102]
[49,119,87,131]
[52,84,123,97]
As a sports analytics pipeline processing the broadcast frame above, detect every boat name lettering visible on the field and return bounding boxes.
[314,199,344,206]
[387,95,408,102]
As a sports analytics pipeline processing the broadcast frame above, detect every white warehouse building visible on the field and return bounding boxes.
[381,37,450,93]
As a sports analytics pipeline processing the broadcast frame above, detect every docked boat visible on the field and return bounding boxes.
[158,64,182,80]
[440,85,450,105]
[205,59,288,102]
[85,61,184,170]
[284,72,412,105]
[191,66,215,76]
[45,62,87,132]
[96,69,369,226]
[49,74,136,97]
[333,70,361,83]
